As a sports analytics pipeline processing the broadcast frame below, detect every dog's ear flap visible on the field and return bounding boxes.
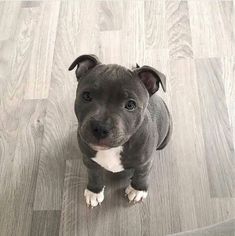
[68,54,101,80]
[134,65,166,95]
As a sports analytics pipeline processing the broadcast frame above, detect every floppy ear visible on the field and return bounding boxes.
[134,65,166,95]
[68,54,101,80]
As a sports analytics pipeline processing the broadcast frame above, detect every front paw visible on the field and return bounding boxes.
[125,185,148,203]
[84,188,104,208]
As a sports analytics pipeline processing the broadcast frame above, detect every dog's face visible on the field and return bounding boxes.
[69,55,166,151]
[74,64,149,150]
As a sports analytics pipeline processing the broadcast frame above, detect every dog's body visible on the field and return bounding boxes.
[69,55,172,207]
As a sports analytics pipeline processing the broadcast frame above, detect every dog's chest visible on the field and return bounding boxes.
[92,146,124,173]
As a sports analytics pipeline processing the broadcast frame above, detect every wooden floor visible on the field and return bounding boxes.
[0,1,235,236]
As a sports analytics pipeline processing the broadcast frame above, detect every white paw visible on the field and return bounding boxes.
[84,188,104,208]
[125,185,148,203]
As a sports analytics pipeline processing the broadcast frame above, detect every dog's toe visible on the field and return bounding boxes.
[84,188,104,208]
[125,185,148,203]
[125,185,133,195]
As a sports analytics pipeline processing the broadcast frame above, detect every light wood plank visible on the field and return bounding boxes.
[98,1,123,31]
[0,3,42,108]
[120,0,145,67]
[212,198,235,222]
[0,2,21,40]
[144,1,166,50]
[166,1,193,59]
[0,4,49,234]
[148,147,182,235]
[24,1,60,99]
[168,59,210,231]
[0,100,47,236]
[30,210,61,236]
[188,1,234,58]
[168,218,235,236]
[222,57,235,157]
[21,1,41,8]
[100,1,146,67]
[100,31,122,64]
[59,159,88,236]
[195,58,235,197]
[167,59,235,231]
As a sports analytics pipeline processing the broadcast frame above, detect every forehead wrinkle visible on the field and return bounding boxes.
[80,64,140,97]
[115,66,133,79]
[92,65,116,80]
[84,65,134,89]
[98,65,133,80]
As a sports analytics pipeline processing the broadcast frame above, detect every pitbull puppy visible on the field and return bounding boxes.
[69,54,172,208]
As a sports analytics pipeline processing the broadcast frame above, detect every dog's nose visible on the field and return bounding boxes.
[90,120,110,139]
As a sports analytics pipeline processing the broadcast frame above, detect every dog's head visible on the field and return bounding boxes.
[69,54,166,151]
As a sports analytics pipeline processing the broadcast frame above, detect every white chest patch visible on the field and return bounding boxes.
[92,146,124,173]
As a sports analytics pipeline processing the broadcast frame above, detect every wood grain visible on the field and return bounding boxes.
[168,218,235,236]
[30,210,61,236]
[120,1,145,67]
[195,58,235,197]
[0,2,21,40]
[24,1,60,99]
[0,3,41,112]
[59,159,88,236]
[222,57,235,155]
[0,100,47,236]
[0,4,49,234]
[222,57,235,193]
[168,59,210,230]
[166,1,193,59]
[144,1,166,50]
[100,31,122,64]
[188,1,234,58]
[98,1,123,31]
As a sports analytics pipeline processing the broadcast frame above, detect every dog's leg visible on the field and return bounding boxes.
[125,164,151,203]
[84,167,105,208]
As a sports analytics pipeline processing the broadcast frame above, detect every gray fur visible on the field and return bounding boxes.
[69,55,172,194]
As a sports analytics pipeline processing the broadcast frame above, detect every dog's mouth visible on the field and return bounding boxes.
[81,133,126,151]
[79,131,118,150]
[89,144,110,151]
[88,138,120,151]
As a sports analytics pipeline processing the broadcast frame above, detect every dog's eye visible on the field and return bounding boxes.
[125,100,136,111]
[82,91,92,102]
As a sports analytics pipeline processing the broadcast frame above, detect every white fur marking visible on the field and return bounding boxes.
[84,188,104,207]
[125,185,148,202]
[92,146,124,173]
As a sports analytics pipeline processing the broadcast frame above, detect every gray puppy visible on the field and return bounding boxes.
[69,54,172,207]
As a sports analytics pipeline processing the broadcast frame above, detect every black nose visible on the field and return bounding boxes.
[90,120,110,139]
